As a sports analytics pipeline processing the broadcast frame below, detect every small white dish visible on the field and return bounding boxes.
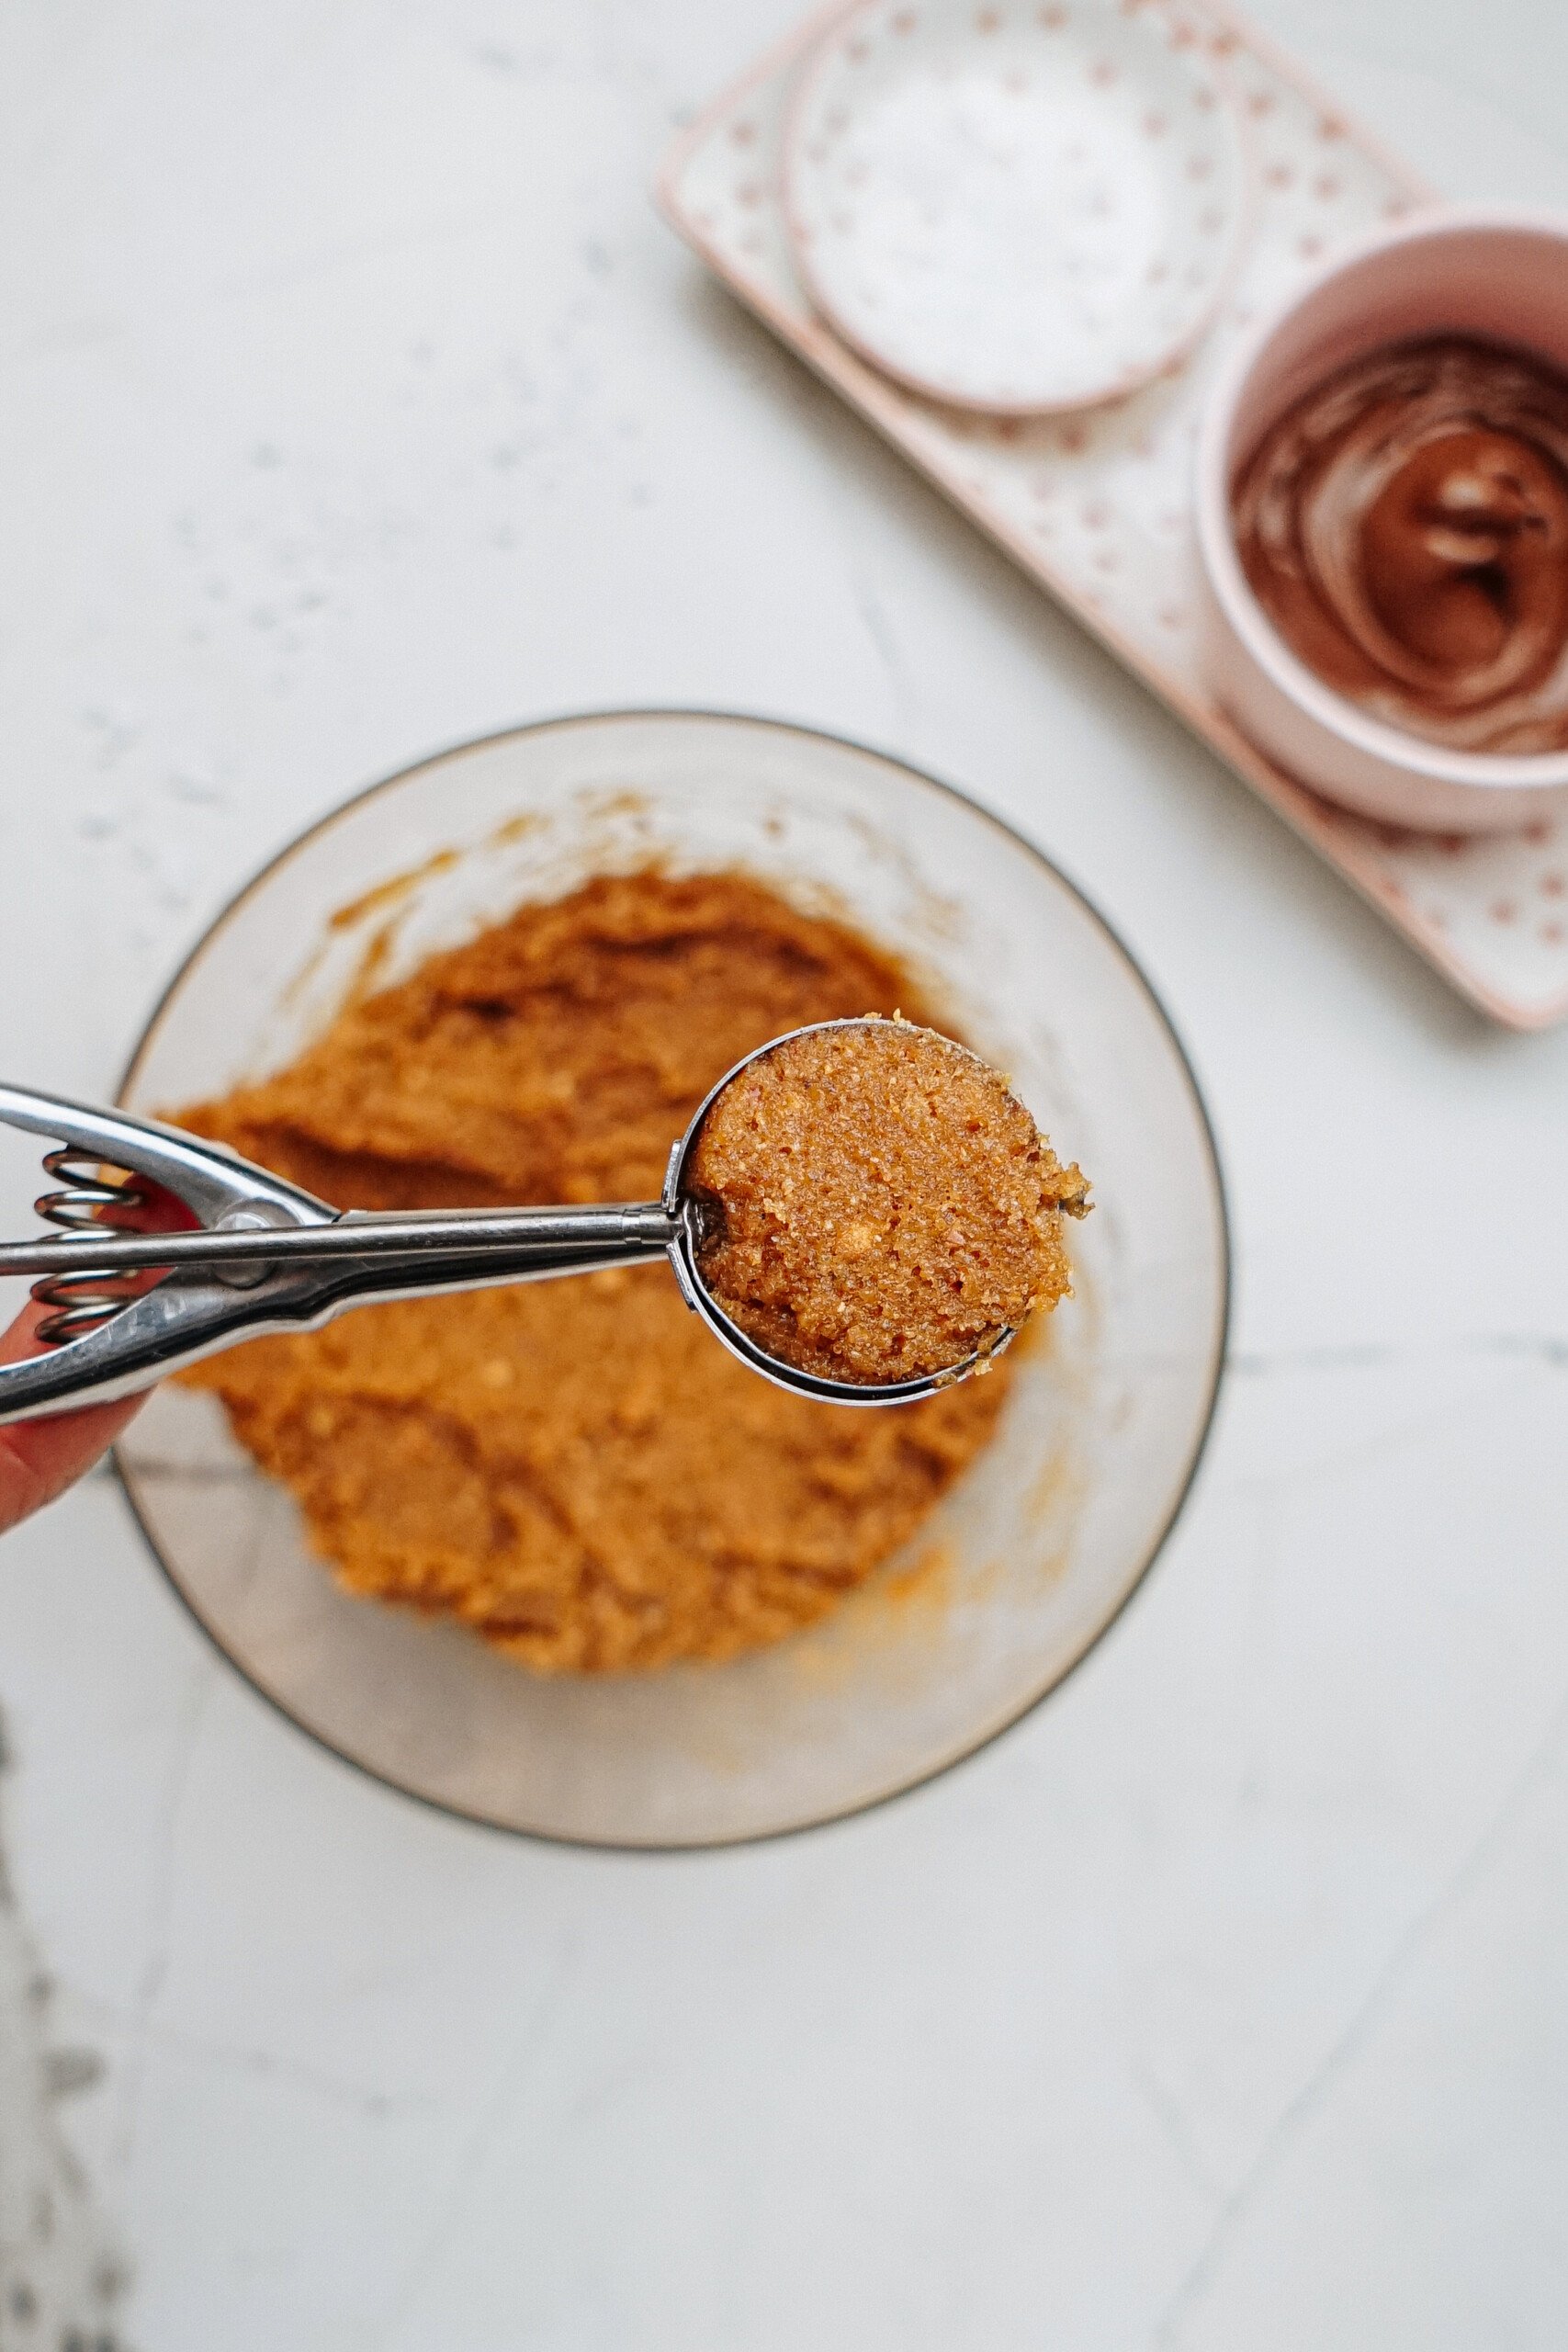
[782,0,1249,415]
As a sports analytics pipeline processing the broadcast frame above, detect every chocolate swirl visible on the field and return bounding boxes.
[1234,337,1568,754]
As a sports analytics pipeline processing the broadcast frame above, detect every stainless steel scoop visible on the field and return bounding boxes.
[0,1021,1016,1425]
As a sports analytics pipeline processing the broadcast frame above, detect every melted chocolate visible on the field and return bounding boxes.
[1233,336,1568,754]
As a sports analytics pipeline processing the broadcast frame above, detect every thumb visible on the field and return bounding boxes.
[0,1299,147,1533]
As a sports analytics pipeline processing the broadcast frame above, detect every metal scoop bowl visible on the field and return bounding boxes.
[0,1022,1014,1428]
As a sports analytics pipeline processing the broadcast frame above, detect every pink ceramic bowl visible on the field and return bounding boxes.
[1195,209,1568,833]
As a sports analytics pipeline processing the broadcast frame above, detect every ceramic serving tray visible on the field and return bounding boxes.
[659,0,1568,1030]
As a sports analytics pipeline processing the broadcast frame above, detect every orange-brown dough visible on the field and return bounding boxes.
[688,1019,1088,1385]
[175,873,1018,1673]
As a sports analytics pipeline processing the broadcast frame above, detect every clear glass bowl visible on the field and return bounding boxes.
[115,712,1228,1848]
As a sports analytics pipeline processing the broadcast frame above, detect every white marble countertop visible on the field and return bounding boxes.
[2,2,1567,2345]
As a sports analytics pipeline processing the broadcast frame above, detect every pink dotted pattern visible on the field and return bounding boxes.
[663,4,1568,1028]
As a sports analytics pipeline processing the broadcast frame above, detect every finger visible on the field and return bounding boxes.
[0,1299,147,1533]
[0,1172,195,1532]
[100,1175,199,1235]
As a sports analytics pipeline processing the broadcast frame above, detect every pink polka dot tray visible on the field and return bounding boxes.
[659,0,1568,1030]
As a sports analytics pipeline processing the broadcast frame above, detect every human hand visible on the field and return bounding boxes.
[0,1177,191,1533]
[0,1299,146,1531]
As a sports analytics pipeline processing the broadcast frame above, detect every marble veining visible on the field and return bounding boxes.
[0,1713,126,2350]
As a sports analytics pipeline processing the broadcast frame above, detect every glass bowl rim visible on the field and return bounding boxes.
[111,706,1233,1850]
